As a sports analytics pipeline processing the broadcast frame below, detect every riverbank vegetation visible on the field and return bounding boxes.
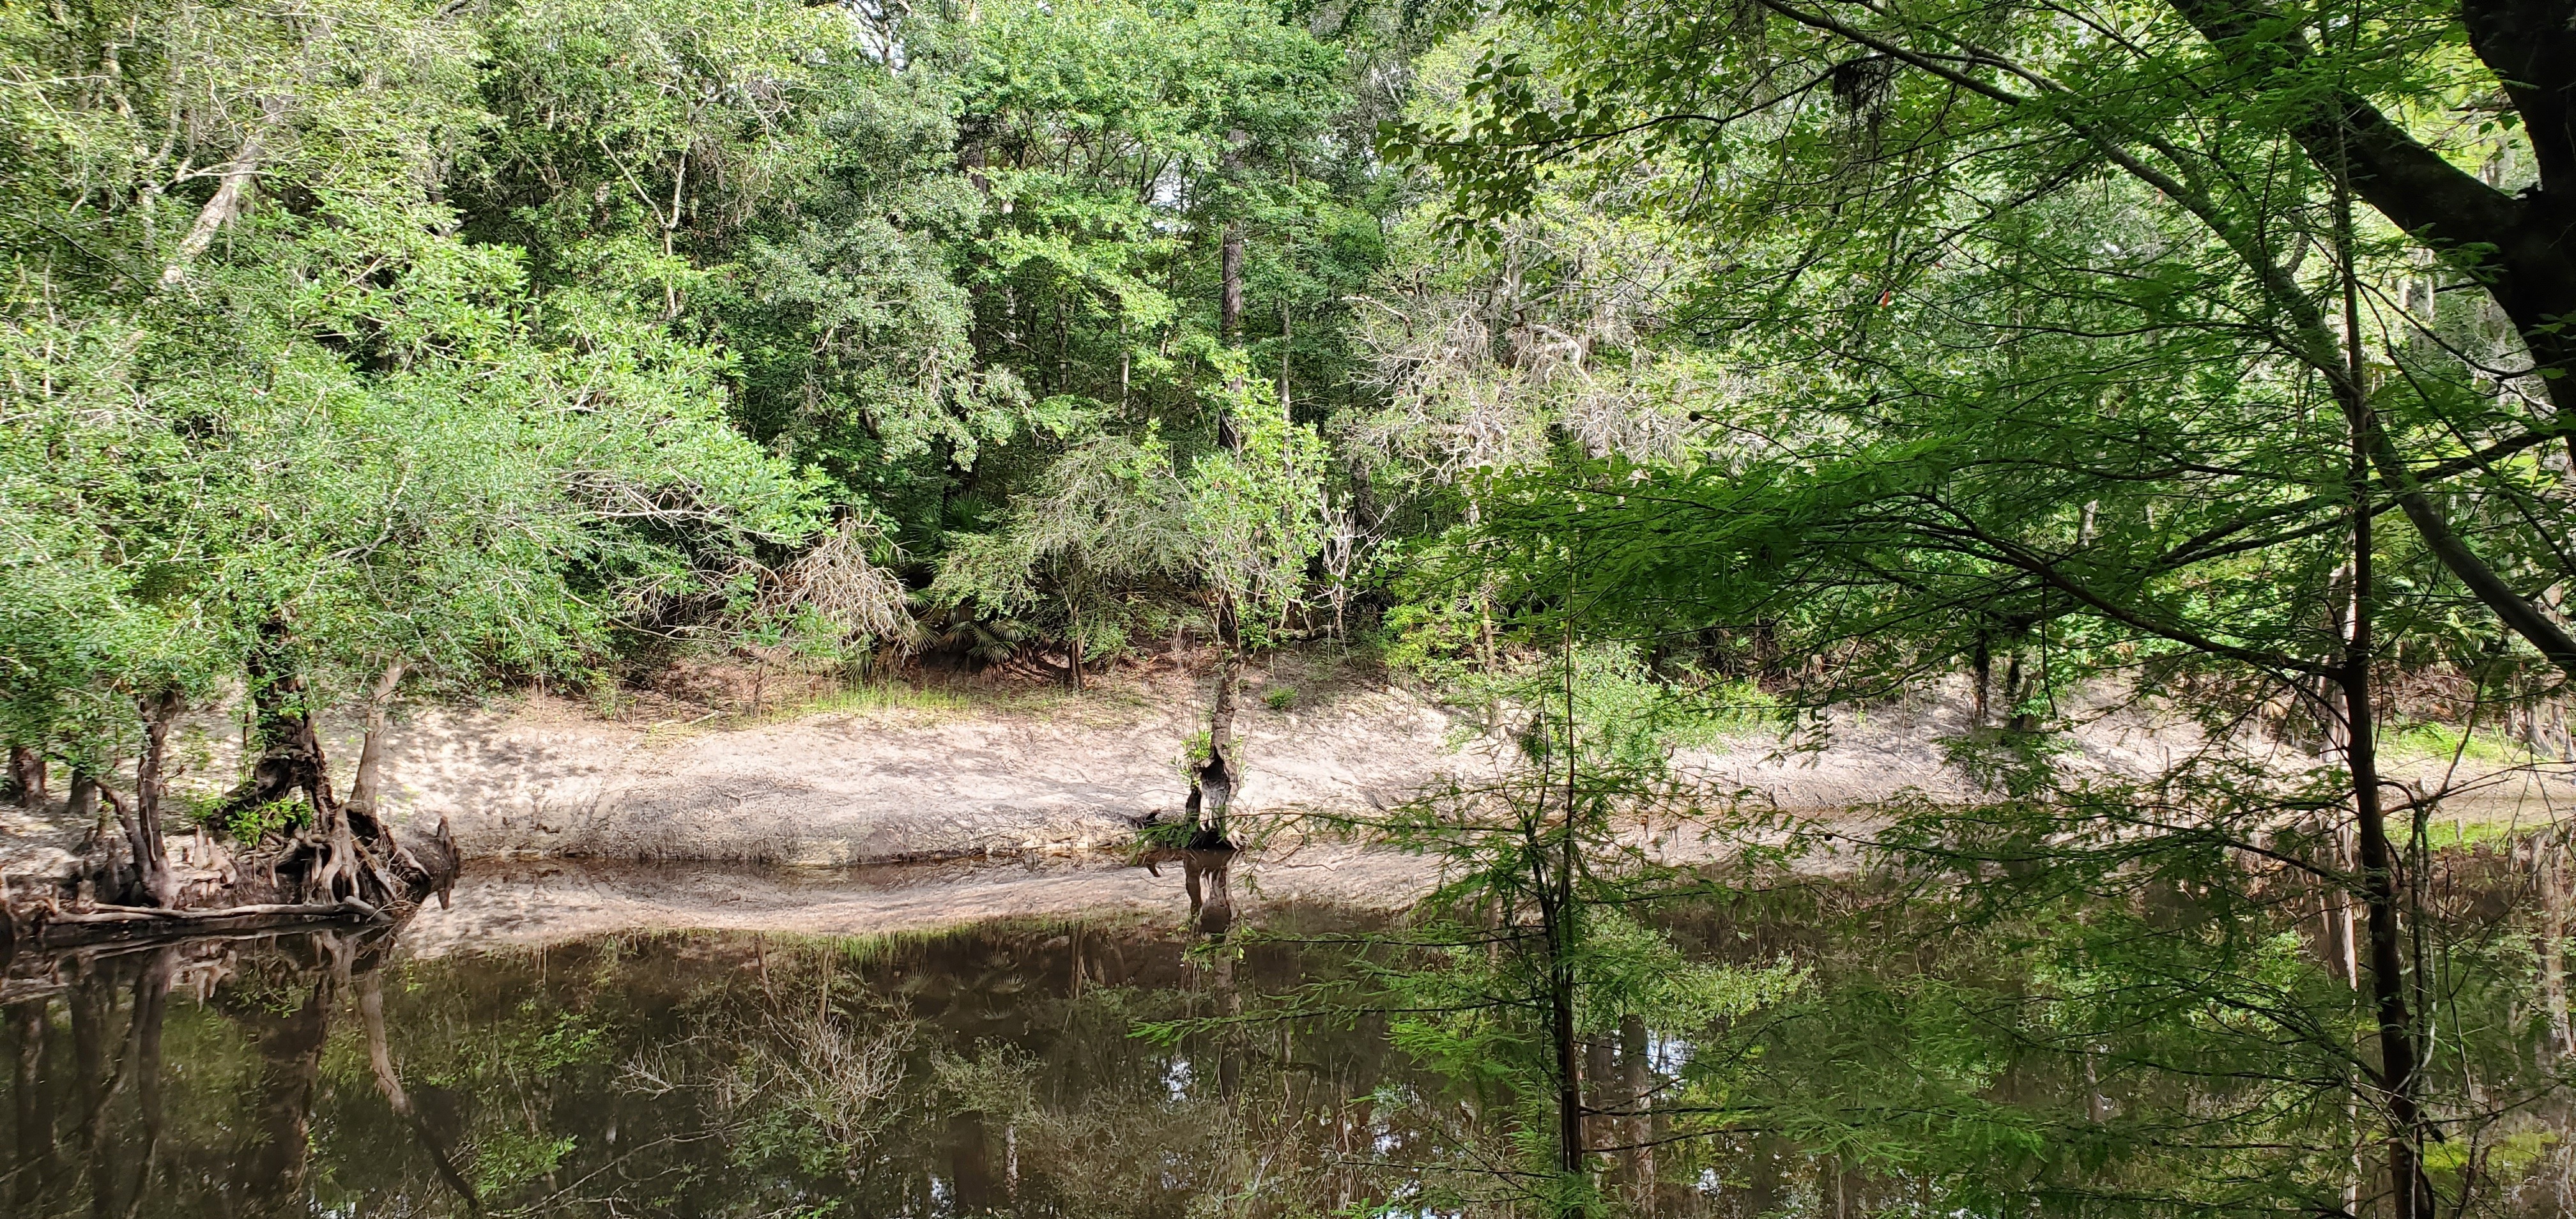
[6,0,2576,1211]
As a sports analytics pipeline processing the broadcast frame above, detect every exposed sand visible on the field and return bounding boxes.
[337,665,2423,864]
[6,656,2569,896]
[369,660,1466,864]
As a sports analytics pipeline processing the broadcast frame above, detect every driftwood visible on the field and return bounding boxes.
[13,898,388,950]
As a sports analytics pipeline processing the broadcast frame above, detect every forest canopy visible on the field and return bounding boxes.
[0,0,1365,757]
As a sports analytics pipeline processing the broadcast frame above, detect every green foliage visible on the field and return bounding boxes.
[530,1012,608,1073]
[1382,0,2576,718]
[10,1,2572,1210]
[466,0,1024,503]
[2386,719,2533,766]
[1435,643,1777,766]
[931,431,1196,655]
[1308,4,2576,1210]
[1181,358,1332,642]
[939,0,1361,423]
[1652,781,2576,1217]
[471,1128,578,1197]
[0,0,833,775]
[1146,663,1813,1209]
[0,0,1424,781]
[218,799,310,845]
[1377,597,1479,684]
[1174,728,1214,783]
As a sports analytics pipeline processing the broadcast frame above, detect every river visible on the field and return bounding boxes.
[4,855,2572,1216]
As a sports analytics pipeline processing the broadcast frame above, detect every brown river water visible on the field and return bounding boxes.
[4,857,2572,1217]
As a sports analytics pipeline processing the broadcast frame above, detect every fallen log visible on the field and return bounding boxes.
[25,898,388,949]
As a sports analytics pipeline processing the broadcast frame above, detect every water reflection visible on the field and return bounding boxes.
[3,930,484,1218]
[0,914,1454,1218]
[3,877,2571,1218]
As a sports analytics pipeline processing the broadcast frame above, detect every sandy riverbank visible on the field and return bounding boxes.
[7,656,2570,887]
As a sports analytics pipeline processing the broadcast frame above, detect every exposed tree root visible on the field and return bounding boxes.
[30,663,460,950]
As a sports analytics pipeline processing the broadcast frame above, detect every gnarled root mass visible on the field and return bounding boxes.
[15,811,459,953]
[234,805,463,913]
[8,689,460,954]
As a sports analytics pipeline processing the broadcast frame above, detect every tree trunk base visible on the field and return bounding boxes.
[14,818,460,954]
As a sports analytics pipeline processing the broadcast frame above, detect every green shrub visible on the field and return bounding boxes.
[220,799,309,845]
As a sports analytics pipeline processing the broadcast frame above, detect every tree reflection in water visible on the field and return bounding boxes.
[0,880,2568,1218]
[2,928,481,1219]
[0,914,1442,1218]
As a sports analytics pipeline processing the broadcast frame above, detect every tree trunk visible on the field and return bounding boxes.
[359,967,481,1209]
[6,745,42,809]
[1544,645,1587,1193]
[10,999,50,1206]
[2342,654,2430,1219]
[1972,633,1991,727]
[1620,1013,1654,1204]
[240,976,332,1208]
[960,123,991,200]
[129,691,181,908]
[1279,300,1292,411]
[229,632,420,909]
[159,148,262,283]
[1217,126,1248,436]
[1209,642,1239,771]
[231,619,334,816]
[123,947,176,1211]
[2001,646,2038,732]
[68,770,99,831]
[302,799,366,907]
[1216,215,1247,449]
[1547,902,1584,1183]
[67,772,111,902]
[1066,599,1084,693]
[344,659,405,841]
[2539,833,2572,1058]
[1220,229,1244,346]
[160,97,286,284]
[1584,1036,1616,1161]
[68,972,107,1170]
[2332,150,2434,1219]
[2320,826,2359,987]
[1193,634,1241,847]
[1181,592,1246,855]
[1179,607,1243,931]
[1183,848,1234,937]
[100,786,173,910]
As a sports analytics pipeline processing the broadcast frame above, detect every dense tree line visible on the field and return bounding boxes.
[0,0,1475,895]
